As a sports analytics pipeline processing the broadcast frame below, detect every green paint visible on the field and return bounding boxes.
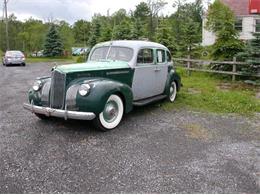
[75,79,133,114]
[65,67,134,87]
[164,66,181,97]
[56,60,130,73]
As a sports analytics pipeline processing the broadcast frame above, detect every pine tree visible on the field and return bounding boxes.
[130,18,144,40]
[179,18,200,55]
[238,33,260,75]
[87,20,101,47]
[206,0,244,60]
[43,25,63,57]
[156,20,176,53]
[112,20,131,40]
[98,24,112,42]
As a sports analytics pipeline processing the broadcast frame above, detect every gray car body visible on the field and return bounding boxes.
[89,40,174,100]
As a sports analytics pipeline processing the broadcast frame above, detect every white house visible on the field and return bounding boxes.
[202,0,260,46]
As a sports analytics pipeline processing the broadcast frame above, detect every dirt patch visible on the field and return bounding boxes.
[255,91,260,99]
[217,83,232,91]
[187,88,201,94]
[183,123,213,141]
[217,82,257,92]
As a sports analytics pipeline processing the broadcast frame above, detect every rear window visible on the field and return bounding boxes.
[6,51,24,56]
[166,51,172,62]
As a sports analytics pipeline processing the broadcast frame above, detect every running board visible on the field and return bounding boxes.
[133,95,167,106]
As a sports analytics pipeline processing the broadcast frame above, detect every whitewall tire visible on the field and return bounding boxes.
[168,81,177,102]
[94,94,124,131]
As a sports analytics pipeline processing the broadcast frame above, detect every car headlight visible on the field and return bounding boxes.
[78,83,91,96]
[32,80,42,91]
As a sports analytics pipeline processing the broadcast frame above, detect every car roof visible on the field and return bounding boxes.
[94,40,168,50]
[89,40,169,68]
[6,50,23,53]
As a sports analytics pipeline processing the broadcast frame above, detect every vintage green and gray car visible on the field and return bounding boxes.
[23,40,181,131]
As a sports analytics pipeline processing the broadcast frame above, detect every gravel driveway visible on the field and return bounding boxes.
[0,63,259,193]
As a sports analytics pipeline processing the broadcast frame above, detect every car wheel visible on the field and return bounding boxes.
[168,81,177,102]
[22,63,26,66]
[94,94,124,131]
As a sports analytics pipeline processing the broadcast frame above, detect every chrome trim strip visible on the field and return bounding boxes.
[106,71,130,75]
[23,103,96,120]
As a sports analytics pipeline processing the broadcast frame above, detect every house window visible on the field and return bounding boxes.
[235,19,243,32]
[255,19,260,32]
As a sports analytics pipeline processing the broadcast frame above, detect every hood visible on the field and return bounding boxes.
[56,60,130,73]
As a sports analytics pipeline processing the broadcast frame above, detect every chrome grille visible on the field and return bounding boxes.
[41,80,51,106]
[50,70,66,109]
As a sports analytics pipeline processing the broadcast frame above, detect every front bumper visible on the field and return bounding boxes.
[23,103,96,120]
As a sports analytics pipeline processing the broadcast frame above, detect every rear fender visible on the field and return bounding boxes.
[164,68,181,96]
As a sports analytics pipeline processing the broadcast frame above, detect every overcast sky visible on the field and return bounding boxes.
[0,0,211,24]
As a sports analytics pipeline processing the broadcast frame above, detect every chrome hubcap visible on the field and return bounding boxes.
[103,101,119,123]
[170,87,174,95]
[170,83,176,101]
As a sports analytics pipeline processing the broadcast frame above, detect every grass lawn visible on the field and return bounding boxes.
[163,68,260,115]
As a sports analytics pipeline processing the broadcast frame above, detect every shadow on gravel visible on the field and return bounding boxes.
[27,100,165,137]
[3,64,25,67]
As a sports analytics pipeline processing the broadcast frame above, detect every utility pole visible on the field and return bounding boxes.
[4,0,9,50]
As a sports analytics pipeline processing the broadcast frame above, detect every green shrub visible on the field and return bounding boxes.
[76,56,86,63]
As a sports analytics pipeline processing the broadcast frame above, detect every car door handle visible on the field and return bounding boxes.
[154,67,161,72]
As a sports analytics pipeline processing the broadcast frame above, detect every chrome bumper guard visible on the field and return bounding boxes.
[23,103,96,120]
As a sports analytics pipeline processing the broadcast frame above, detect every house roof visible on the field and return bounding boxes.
[221,0,249,16]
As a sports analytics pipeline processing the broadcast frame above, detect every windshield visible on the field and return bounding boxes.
[90,46,133,62]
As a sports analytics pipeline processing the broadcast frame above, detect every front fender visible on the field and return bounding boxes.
[28,77,51,106]
[67,78,133,115]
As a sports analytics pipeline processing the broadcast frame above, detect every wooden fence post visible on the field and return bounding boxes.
[232,57,237,81]
[187,54,191,76]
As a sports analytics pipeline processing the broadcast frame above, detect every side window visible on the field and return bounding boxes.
[156,49,166,63]
[166,51,172,62]
[137,49,154,64]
